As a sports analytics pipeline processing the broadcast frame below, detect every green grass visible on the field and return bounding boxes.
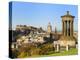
[24,48,78,58]
[50,48,78,56]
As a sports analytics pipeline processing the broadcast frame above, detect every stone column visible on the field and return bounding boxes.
[67,21,68,36]
[56,44,59,52]
[63,22,64,36]
[65,21,67,36]
[72,21,73,36]
[70,21,71,36]
[68,21,70,36]
[64,21,66,36]
[62,21,64,35]
[70,21,73,37]
[76,44,78,49]
[66,45,69,51]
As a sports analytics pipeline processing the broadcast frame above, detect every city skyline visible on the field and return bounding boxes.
[11,1,78,31]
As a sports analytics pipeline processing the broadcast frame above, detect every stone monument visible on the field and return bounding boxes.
[58,11,76,47]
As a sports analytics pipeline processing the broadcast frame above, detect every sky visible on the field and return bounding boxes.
[11,1,78,31]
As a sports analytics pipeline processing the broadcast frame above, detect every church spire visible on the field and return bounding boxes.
[55,26,57,34]
[47,22,52,33]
